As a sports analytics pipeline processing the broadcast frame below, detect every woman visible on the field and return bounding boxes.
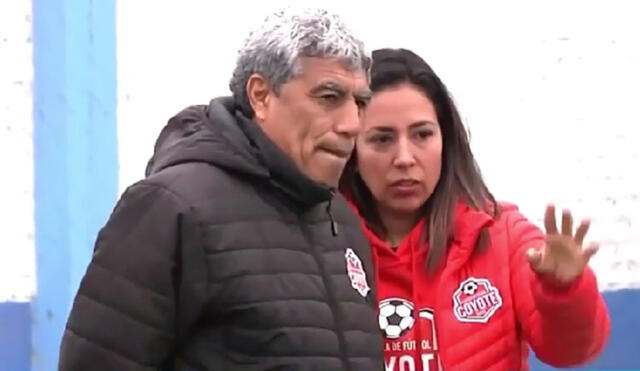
[340,48,610,371]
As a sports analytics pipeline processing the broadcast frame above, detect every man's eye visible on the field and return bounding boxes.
[321,94,340,103]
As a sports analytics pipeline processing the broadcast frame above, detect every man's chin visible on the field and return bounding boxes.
[307,169,343,189]
[303,155,349,188]
[311,176,340,189]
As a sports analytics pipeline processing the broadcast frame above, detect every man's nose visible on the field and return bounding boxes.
[334,100,362,138]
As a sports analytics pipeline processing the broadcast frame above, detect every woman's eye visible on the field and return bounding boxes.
[371,135,392,144]
[416,130,433,140]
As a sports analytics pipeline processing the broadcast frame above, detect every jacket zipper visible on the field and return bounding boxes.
[300,191,350,370]
[327,189,339,236]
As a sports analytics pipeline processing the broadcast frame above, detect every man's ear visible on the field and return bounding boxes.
[246,74,271,123]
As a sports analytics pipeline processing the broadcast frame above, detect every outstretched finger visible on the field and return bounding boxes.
[574,219,591,246]
[582,242,600,263]
[561,209,573,236]
[544,204,558,235]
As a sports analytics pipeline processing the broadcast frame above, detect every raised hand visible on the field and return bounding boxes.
[526,204,599,286]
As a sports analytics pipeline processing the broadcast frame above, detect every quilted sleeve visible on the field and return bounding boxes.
[507,210,611,368]
[58,181,189,370]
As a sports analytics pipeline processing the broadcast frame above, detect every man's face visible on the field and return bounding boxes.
[251,57,370,187]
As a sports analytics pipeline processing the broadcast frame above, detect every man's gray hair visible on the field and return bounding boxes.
[229,7,371,116]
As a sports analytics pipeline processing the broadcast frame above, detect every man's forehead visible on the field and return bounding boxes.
[297,57,369,90]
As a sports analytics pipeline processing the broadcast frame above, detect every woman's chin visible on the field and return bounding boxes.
[386,200,425,218]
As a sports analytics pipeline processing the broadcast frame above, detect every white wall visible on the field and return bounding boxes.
[0,0,634,306]
[0,0,35,302]
[114,0,637,291]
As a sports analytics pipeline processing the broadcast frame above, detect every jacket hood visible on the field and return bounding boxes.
[344,197,518,267]
[145,97,265,178]
[145,96,333,207]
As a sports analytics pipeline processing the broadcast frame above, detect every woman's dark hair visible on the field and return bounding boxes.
[339,48,499,272]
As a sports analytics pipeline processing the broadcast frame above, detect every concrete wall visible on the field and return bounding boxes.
[2,0,638,369]
[117,0,640,292]
[0,0,34,369]
[0,0,35,305]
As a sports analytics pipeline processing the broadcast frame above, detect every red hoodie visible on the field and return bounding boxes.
[351,201,610,371]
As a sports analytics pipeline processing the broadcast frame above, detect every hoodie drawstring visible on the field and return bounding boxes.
[410,232,423,368]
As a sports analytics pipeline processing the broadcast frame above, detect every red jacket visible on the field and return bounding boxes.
[352,201,610,371]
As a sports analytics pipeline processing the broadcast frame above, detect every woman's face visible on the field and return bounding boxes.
[356,82,443,218]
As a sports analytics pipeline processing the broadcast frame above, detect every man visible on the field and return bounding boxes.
[59,7,384,371]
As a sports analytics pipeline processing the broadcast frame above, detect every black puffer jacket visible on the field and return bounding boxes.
[59,97,385,371]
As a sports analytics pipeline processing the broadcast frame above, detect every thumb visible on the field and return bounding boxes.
[526,247,544,271]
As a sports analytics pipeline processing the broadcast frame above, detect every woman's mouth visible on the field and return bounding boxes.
[390,179,420,195]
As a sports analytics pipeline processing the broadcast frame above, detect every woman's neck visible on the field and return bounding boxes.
[378,209,420,247]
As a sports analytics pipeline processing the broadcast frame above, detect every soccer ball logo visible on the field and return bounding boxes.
[378,298,415,339]
[462,281,478,295]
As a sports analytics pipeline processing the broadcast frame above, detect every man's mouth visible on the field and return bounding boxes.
[319,145,353,159]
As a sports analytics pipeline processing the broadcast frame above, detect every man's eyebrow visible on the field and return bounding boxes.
[310,81,347,95]
[353,90,372,103]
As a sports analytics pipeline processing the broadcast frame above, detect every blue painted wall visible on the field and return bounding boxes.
[530,289,640,370]
[0,303,30,371]
[31,0,118,370]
